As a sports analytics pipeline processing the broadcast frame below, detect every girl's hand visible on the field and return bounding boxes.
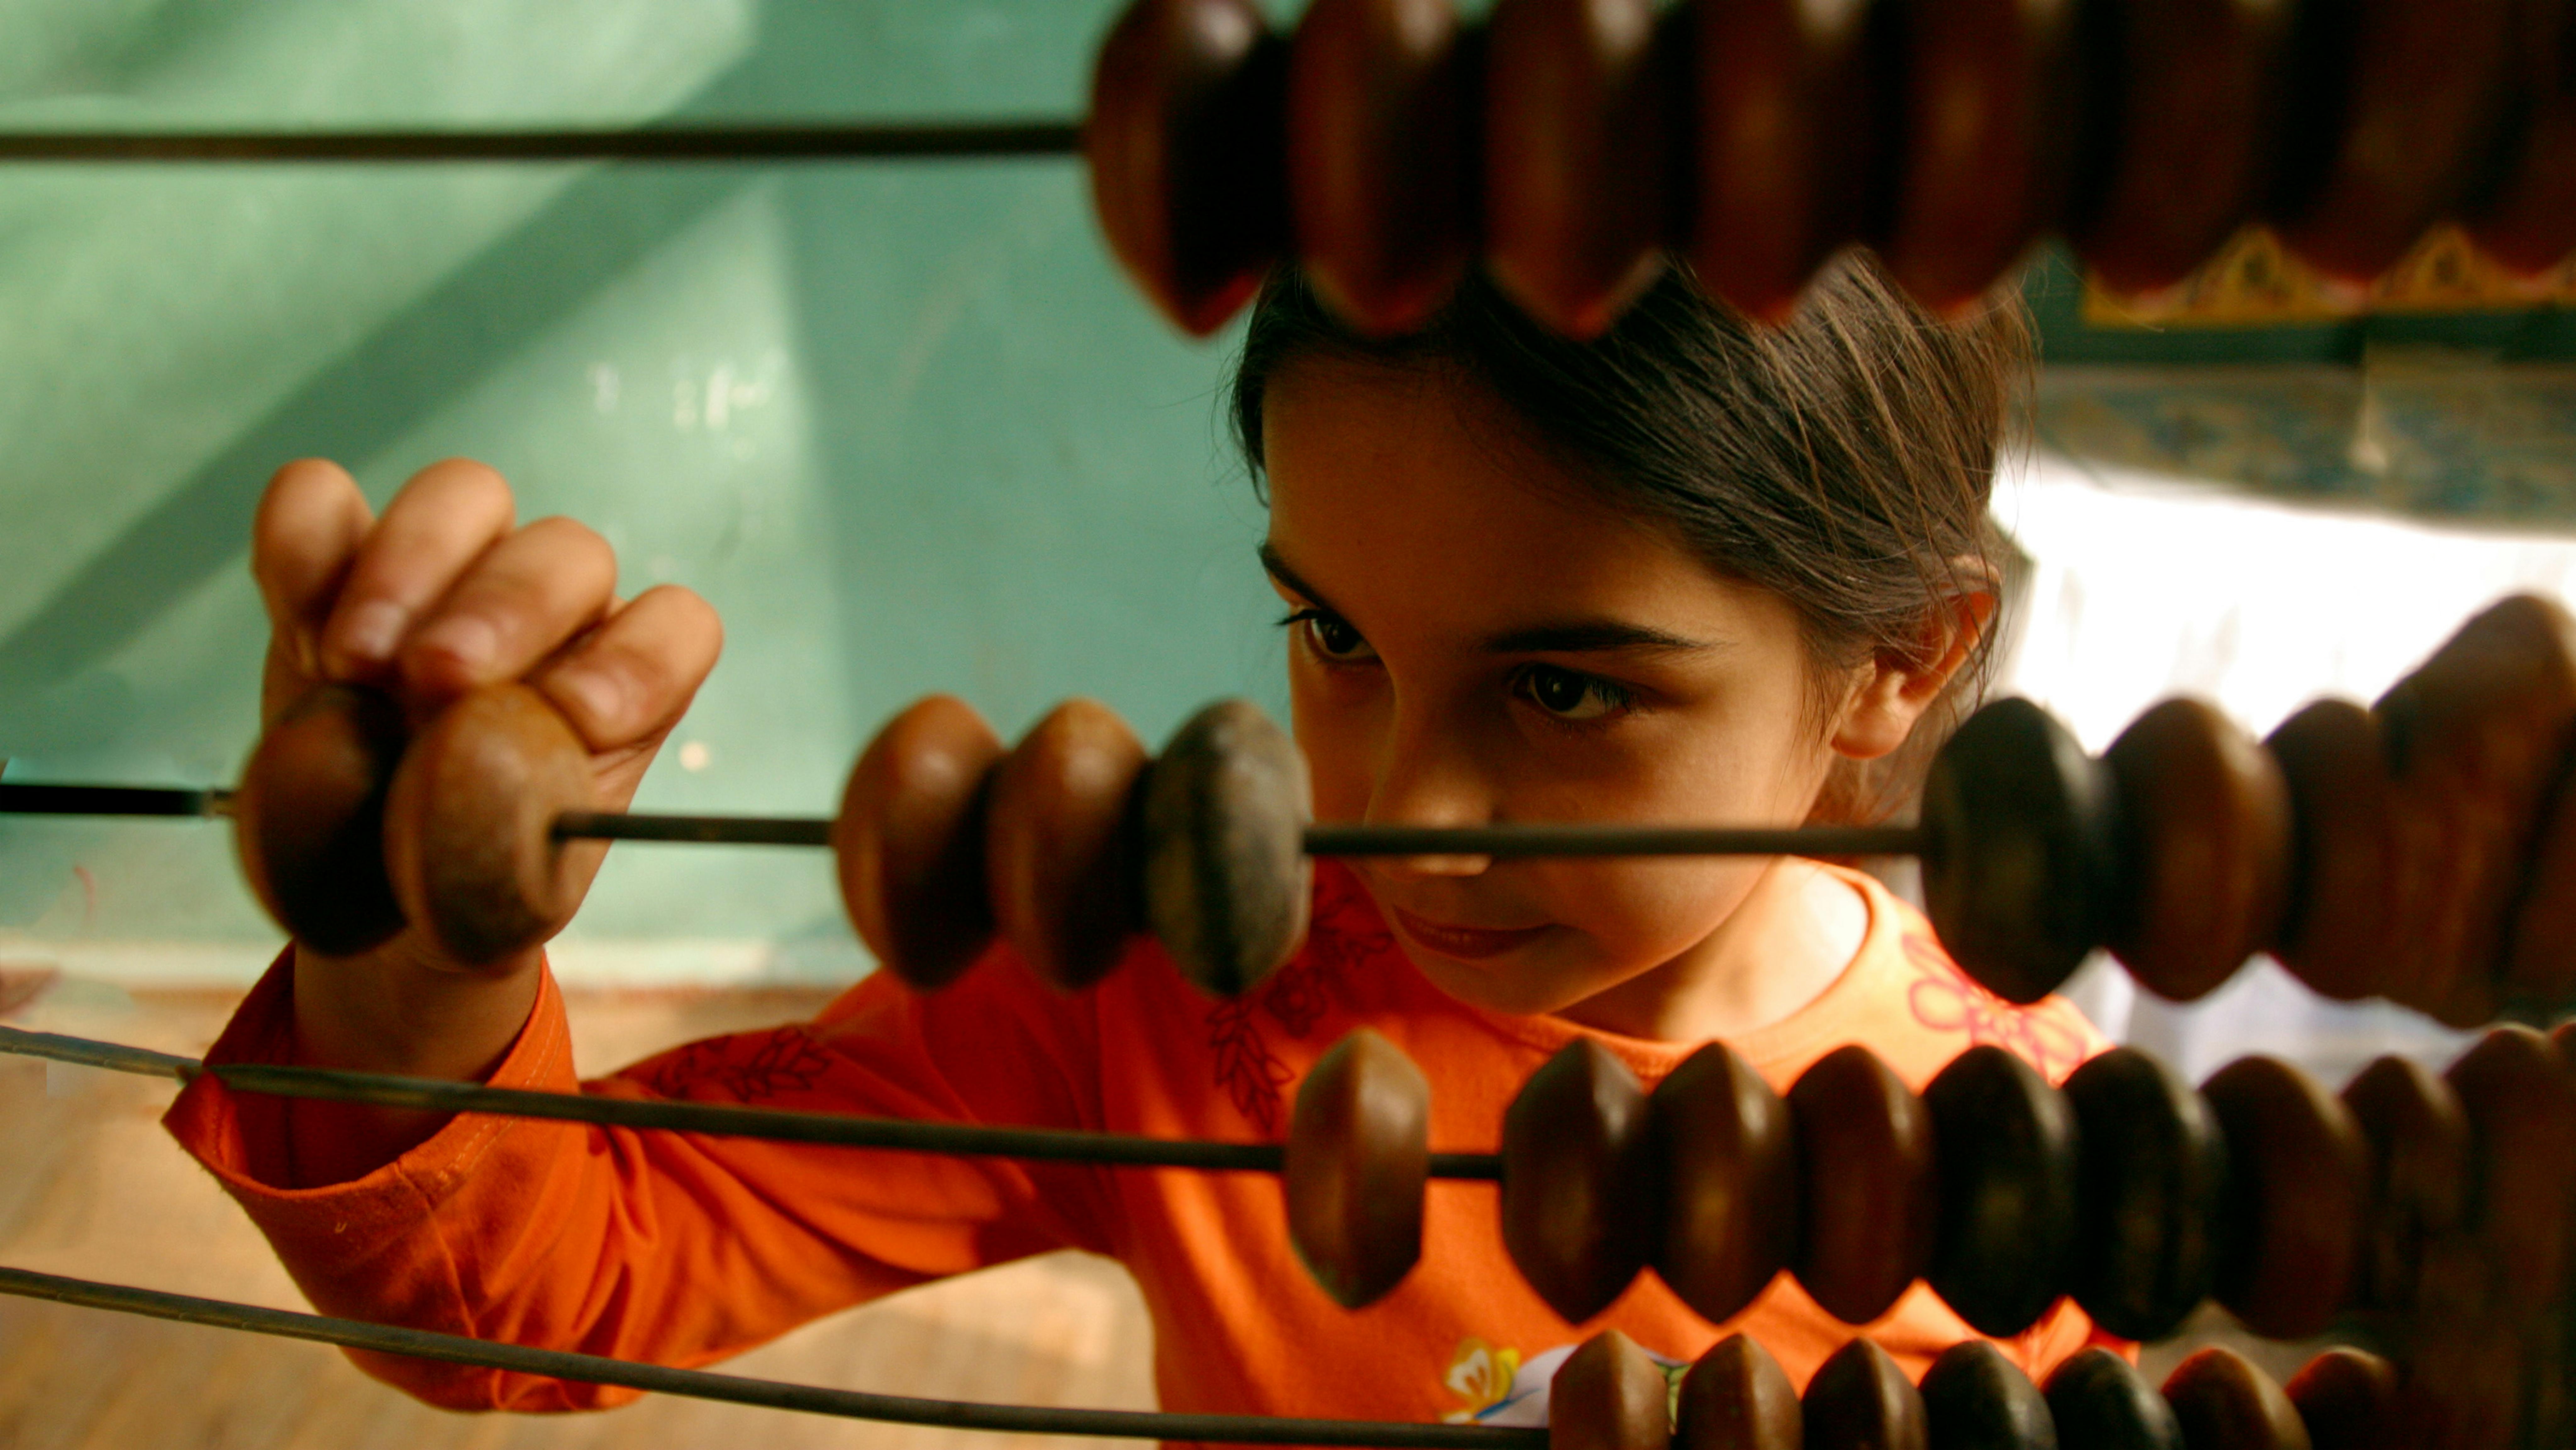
[247,458,721,1175]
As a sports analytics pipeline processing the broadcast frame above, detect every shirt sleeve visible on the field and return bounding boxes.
[163,947,1120,1411]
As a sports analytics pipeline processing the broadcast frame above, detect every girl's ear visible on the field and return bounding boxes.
[1828,591,1997,761]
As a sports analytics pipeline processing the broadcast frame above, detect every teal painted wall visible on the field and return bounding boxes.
[0,1,1291,972]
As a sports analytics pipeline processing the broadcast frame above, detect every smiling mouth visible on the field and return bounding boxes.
[1389,907,1552,961]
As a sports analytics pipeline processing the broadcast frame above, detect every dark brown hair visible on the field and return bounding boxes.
[1228,253,2032,825]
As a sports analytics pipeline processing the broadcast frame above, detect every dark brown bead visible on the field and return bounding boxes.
[1684,0,1880,322]
[2284,1348,2397,1450]
[1651,1041,1798,1325]
[2503,765,2576,1016]
[383,685,605,969]
[2201,1055,2367,1341]
[1804,1336,1930,1450]
[2160,1348,2308,1450]
[1550,1329,1673,1450]
[985,699,1150,991]
[1501,1040,1657,1322]
[831,696,1005,990]
[1879,0,2081,313]
[2267,0,2519,281]
[2445,1024,2576,1318]
[1138,699,1311,997]
[1676,1334,1800,1450]
[1482,0,1672,338]
[2063,1047,2226,1342]
[232,683,408,956]
[1085,0,1288,335]
[1924,1044,2078,1336]
[2390,1322,2526,1450]
[1788,1045,1938,1326]
[2266,698,2400,1003]
[2465,0,2576,275]
[1285,1027,1430,1309]
[2065,0,2293,294]
[2043,1348,2183,1450]
[1919,697,2126,1005]
[2373,595,2576,1027]
[1920,1340,2057,1450]
[2339,1054,2470,1316]
[1286,0,1474,334]
[2101,697,2293,1003]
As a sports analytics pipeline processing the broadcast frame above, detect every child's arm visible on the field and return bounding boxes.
[245,458,722,1183]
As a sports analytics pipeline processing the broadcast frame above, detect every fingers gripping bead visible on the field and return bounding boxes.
[1285,1027,1430,1308]
[1549,1330,1673,1450]
[1920,697,2126,1006]
[1501,1040,1657,1323]
[384,684,605,969]
[233,683,409,956]
[1140,699,1312,997]
[832,696,1007,991]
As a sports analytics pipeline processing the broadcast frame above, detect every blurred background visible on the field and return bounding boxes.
[1,0,2574,1444]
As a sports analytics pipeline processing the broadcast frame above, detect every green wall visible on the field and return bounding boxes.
[0,1,1291,973]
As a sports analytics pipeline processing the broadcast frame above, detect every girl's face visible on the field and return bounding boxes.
[1261,358,1866,1024]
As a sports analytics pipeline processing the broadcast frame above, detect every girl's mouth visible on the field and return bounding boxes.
[1388,906,1552,961]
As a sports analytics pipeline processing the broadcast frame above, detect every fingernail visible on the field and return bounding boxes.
[423,616,499,677]
[337,602,406,666]
[555,666,631,734]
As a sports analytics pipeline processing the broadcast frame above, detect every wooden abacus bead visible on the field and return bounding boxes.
[2444,1024,2576,1319]
[2063,1047,2227,1342]
[2338,1054,2470,1316]
[1285,1027,1430,1309]
[1501,1040,1657,1322]
[1550,1330,1672,1450]
[1685,0,1879,322]
[2265,698,2401,1003]
[1787,1045,1939,1326]
[1920,1341,2057,1450]
[2043,1348,2185,1450]
[2373,593,2576,1026]
[2201,1056,2368,1341]
[1878,0,2081,314]
[2064,0,2293,294]
[1804,1337,1930,1450]
[383,685,604,969]
[2160,1348,2310,1450]
[2464,0,2576,274]
[1676,1334,1800,1450]
[1087,0,1289,335]
[1139,698,1311,997]
[232,683,408,956]
[985,699,1150,991]
[2100,697,2294,1003]
[1650,1041,1798,1325]
[832,696,1007,991]
[1923,1044,2078,1337]
[2282,1349,2397,1450]
[1919,697,2126,1005]
[2265,0,2518,281]
[1482,0,1671,338]
[1286,0,1473,335]
[2503,763,2576,1015]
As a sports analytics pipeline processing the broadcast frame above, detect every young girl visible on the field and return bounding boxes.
[166,255,2115,1428]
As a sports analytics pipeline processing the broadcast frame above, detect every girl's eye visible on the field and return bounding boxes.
[1521,664,1634,722]
[1285,608,1376,662]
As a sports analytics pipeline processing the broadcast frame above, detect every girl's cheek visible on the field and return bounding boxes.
[1287,664,1384,822]
[1540,858,1766,960]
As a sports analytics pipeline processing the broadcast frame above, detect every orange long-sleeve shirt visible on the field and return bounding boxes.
[164,862,2116,1431]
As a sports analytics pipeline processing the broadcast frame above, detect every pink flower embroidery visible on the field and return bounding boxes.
[1901,931,2089,1081]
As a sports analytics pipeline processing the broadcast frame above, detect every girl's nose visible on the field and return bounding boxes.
[1366,713,1496,879]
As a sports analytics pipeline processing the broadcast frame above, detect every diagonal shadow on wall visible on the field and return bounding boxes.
[0,163,755,705]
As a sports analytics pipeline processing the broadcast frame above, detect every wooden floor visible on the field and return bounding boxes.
[0,980,1158,1450]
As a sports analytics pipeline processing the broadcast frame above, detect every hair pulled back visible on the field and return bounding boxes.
[1228,254,2031,825]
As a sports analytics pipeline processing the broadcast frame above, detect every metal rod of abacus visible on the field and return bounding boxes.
[0,1264,1543,1448]
[0,781,233,818]
[0,1024,1503,1181]
[0,123,1084,164]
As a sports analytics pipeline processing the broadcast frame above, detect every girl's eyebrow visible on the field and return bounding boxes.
[1257,543,1341,613]
[1481,620,1722,656]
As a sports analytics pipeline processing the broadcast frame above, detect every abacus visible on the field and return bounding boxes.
[5,0,2575,1447]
